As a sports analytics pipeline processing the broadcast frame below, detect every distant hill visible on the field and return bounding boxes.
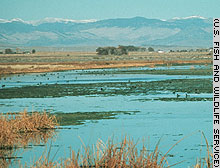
[0,16,212,47]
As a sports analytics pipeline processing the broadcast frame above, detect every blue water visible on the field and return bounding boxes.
[0,65,211,89]
[15,98,211,168]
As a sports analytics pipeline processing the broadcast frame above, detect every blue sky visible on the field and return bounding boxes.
[0,0,219,21]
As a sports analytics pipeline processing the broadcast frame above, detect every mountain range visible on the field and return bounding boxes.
[0,16,212,47]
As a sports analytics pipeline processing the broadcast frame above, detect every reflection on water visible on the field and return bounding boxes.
[0,130,57,167]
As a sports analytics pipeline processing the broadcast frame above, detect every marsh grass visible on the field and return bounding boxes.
[0,110,58,148]
[30,137,168,168]
[55,111,139,126]
[193,132,213,168]
[0,78,213,99]
[0,110,58,167]
[27,133,213,168]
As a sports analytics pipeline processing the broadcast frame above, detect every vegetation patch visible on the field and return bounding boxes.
[154,97,213,102]
[55,111,139,126]
[0,110,57,147]
[0,78,212,99]
[77,67,213,76]
[0,111,58,166]
[133,97,213,102]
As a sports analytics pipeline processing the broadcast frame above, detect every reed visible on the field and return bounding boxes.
[193,132,213,168]
[29,134,213,168]
[31,137,167,168]
[0,110,58,149]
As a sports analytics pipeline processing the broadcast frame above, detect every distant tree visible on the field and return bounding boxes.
[139,47,146,52]
[5,48,13,54]
[32,49,36,54]
[96,47,108,55]
[96,46,128,55]
[148,47,154,52]
[180,49,187,52]
[118,45,146,52]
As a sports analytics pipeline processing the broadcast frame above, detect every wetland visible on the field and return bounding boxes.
[0,52,213,167]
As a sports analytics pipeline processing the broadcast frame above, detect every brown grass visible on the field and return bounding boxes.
[28,134,213,168]
[0,110,58,167]
[0,51,212,75]
[0,110,58,149]
[30,137,167,168]
[193,132,213,168]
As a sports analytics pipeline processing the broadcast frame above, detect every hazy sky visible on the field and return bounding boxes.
[0,0,219,21]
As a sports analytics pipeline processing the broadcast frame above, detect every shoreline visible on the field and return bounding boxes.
[0,51,212,75]
[0,60,212,76]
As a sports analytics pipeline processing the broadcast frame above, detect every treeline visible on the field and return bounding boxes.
[0,48,36,54]
[96,45,146,55]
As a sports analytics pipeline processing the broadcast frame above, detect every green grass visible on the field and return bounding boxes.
[55,111,139,126]
[0,78,212,99]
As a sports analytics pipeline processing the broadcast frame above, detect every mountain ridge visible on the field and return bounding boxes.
[0,16,212,47]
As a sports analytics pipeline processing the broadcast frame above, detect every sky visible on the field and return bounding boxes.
[0,0,220,21]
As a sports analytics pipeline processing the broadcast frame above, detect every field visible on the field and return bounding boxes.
[0,51,212,75]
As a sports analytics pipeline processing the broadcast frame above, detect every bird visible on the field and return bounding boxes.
[176,94,180,98]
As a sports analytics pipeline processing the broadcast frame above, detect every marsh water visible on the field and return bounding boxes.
[0,65,212,168]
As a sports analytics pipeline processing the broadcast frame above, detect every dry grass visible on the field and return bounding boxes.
[0,110,58,149]
[30,137,168,168]
[0,51,212,75]
[0,110,58,167]
[28,134,213,168]
[193,133,213,168]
